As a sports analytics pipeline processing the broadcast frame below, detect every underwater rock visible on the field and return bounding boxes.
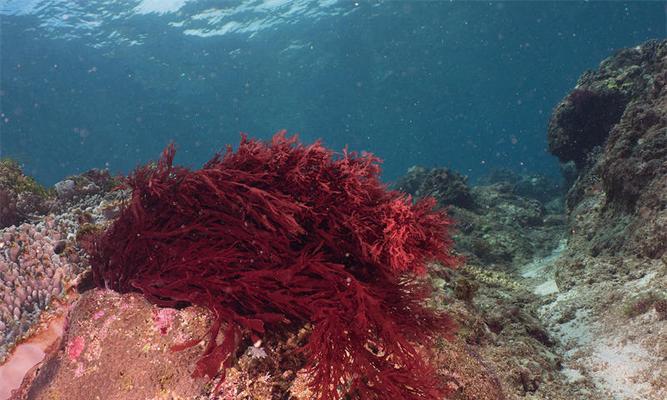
[478,168,562,204]
[52,169,118,210]
[512,175,562,204]
[395,165,475,209]
[53,180,76,199]
[547,88,627,167]
[0,160,53,229]
[535,39,667,400]
[396,166,565,269]
[15,289,212,400]
[550,39,667,259]
[546,40,666,169]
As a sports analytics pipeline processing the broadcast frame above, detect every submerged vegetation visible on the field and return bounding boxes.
[0,158,54,228]
[0,159,52,198]
[87,132,459,400]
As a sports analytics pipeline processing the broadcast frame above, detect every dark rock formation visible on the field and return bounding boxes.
[548,39,667,259]
[395,166,475,209]
[478,169,562,204]
[396,167,565,270]
[548,88,628,167]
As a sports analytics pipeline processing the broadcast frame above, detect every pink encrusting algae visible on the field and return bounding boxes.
[152,308,177,335]
[66,335,85,361]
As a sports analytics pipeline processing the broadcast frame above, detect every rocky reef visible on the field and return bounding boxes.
[395,166,475,209]
[0,218,81,362]
[0,162,126,399]
[548,39,667,259]
[396,166,600,399]
[396,167,564,270]
[538,39,667,400]
[391,38,667,400]
[0,162,120,364]
[0,160,53,229]
[3,39,667,400]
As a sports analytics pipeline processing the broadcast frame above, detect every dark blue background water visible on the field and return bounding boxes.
[1,1,665,185]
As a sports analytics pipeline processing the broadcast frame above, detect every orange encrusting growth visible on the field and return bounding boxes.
[87,131,458,400]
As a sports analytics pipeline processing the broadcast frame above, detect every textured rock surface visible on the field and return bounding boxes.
[537,38,667,400]
[0,167,122,365]
[398,39,667,397]
[396,169,606,399]
[549,39,667,259]
[14,289,212,400]
[0,160,53,229]
[478,169,563,204]
[398,167,565,269]
[11,286,511,400]
[395,166,475,209]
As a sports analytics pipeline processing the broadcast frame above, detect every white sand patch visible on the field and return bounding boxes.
[521,239,567,279]
[534,279,559,295]
[587,341,654,399]
[561,367,586,383]
[529,254,667,400]
[516,244,666,399]
[519,239,565,296]
[625,271,657,290]
[558,309,593,348]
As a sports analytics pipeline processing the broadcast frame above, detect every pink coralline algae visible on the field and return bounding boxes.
[67,335,85,361]
[152,308,177,335]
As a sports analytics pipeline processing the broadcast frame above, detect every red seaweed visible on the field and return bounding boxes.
[87,131,458,400]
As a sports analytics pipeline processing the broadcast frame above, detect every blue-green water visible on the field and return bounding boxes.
[0,0,665,185]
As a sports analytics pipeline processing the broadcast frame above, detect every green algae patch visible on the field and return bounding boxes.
[0,158,53,199]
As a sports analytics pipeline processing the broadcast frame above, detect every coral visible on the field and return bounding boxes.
[0,216,85,361]
[87,132,458,400]
[0,163,121,370]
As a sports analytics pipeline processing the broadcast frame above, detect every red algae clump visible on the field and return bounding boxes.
[87,132,458,400]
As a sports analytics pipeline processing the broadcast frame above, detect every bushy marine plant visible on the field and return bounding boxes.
[87,132,458,400]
